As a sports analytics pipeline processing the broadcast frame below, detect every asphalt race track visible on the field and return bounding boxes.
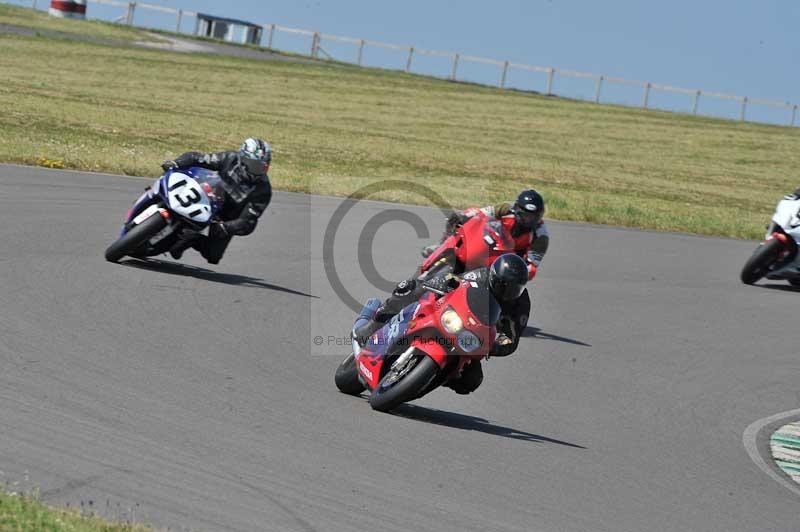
[1,164,799,532]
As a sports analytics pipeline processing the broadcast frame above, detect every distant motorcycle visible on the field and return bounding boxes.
[104,167,225,263]
[418,211,514,279]
[740,194,800,286]
[334,277,498,412]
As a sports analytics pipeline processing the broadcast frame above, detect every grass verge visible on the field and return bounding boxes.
[0,490,150,531]
[1,6,798,239]
[0,3,157,42]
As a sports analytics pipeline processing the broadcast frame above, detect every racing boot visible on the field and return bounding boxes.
[445,360,484,395]
[169,228,200,260]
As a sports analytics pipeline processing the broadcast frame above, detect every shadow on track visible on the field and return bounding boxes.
[119,258,318,298]
[761,283,800,293]
[522,326,591,347]
[392,404,586,448]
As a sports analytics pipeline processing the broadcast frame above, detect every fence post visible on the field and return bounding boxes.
[740,96,748,121]
[175,9,183,32]
[499,61,509,88]
[266,24,275,48]
[792,105,797,127]
[692,90,700,115]
[594,75,603,103]
[546,67,555,95]
[642,82,651,109]
[31,0,36,9]
[125,2,136,26]
[357,39,365,65]
[450,53,460,81]
[311,32,320,58]
[405,47,414,73]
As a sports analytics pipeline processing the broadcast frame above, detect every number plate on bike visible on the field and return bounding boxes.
[166,173,213,223]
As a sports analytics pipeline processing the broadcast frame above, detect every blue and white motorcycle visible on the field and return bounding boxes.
[740,192,800,286]
[104,167,225,263]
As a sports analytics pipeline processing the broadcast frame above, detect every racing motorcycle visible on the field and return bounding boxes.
[418,211,515,280]
[334,277,499,412]
[104,167,225,263]
[740,193,800,286]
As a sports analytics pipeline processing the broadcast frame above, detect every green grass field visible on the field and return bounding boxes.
[0,490,149,531]
[0,3,157,41]
[1,3,798,239]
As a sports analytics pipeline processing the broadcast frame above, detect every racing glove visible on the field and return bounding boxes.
[445,211,471,233]
[527,262,537,280]
[161,160,179,172]
[209,221,229,239]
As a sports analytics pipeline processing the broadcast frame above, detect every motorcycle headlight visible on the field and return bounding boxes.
[457,330,481,353]
[440,308,464,333]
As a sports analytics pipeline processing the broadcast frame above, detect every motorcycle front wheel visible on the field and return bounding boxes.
[369,351,439,412]
[334,353,366,396]
[104,213,167,263]
[740,238,783,285]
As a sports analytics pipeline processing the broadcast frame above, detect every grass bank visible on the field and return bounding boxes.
[0,3,157,41]
[1,5,798,239]
[0,490,149,531]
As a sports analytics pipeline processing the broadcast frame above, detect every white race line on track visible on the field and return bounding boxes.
[743,408,800,498]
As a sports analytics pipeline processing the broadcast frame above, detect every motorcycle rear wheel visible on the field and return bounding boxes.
[369,352,439,412]
[334,353,366,396]
[105,213,167,263]
[740,238,782,285]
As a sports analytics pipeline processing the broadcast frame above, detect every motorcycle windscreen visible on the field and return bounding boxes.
[485,218,515,251]
[464,284,501,326]
[361,302,420,360]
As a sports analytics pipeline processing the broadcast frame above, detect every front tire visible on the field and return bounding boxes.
[105,213,167,263]
[369,352,439,412]
[789,279,800,288]
[334,353,366,396]
[740,238,783,285]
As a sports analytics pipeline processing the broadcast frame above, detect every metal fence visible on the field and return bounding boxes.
[20,0,800,127]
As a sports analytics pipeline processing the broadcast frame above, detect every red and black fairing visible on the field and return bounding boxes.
[420,212,514,277]
[355,281,499,393]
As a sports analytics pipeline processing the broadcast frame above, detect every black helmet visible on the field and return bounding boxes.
[512,189,545,229]
[239,137,272,182]
[488,254,528,303]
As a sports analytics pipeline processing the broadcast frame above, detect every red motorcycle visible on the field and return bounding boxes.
[418,210,515,279]
[334,278,499,412]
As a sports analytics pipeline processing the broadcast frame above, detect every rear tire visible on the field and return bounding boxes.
[740,238,783,285]
[369,353,439,412]
[105,213,167,263]
[334,353,365,396]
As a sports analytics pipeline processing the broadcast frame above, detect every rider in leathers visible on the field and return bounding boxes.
[161,137,272,264]
[423,189,550,281]
[355,254,530,395]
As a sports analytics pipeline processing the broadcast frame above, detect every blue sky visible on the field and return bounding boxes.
[12,0,800,124]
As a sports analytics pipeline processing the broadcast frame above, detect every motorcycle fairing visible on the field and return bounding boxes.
[771,197,800,243]
[765,197,800,280]
[120,167,224,236]
[356,302,421,389]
